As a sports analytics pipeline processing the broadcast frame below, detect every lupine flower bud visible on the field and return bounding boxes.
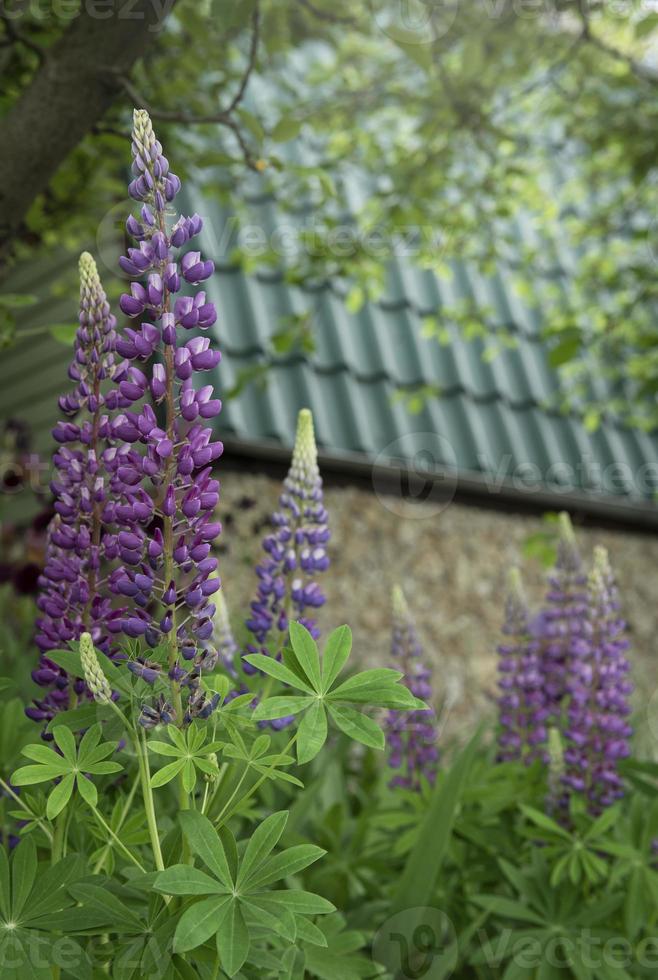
[80,632,112,704]
[244,409,329,661]
[384,586,438,791]
[496,568,548,764]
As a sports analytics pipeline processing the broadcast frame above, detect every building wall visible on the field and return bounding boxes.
[219,470,658,747]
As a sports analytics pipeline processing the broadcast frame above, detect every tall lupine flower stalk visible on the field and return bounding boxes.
[28,253,125,726]
[536,512,588,721]
[562,546,633,814]
[244,408,329,660]
[384,586,438,791]
[110,109,223,726]
[496,568,548,764]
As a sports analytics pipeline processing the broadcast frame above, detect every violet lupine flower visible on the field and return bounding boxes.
[562,546,633,814]
[534,512,588,722]
[244,408,329,660]
[28,253,125,726]
[385,586,438,791]
[108,110,224,719]
[496,568,548,764]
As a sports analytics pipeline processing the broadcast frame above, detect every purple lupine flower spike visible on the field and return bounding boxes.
[562,546,633,815]
[28,253,123,726]
[244,408,329,661]
[109,109,223,723]
[496,568,548,764]
[534,512,588,719]
[384,585,438,791]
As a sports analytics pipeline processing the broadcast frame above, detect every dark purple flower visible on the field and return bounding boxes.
[561,546,633,814]
[29,253,125,726]
[535,513,588,718]
[384,586,438,791]
[496,568,549,764]
[109,110,223,722]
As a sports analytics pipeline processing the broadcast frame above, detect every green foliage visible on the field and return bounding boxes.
[1,607,658,977]
[247,623,424,764]
[12,724,122,819]
[5,3,658,427]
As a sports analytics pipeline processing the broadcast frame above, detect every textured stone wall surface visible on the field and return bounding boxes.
[218,470,658,746]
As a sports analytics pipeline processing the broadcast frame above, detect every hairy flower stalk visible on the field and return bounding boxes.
[562,547,633,814]
[496,568,548,764]
[28,253,125,725]
[244,408,329,659]
[535,512,588,720]
[110,109,223,726]
[384,586,438,791]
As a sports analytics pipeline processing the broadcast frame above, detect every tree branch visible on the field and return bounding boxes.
[118,3,262,171]
[0,0,174,260]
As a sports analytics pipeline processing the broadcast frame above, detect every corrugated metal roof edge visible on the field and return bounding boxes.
[218,434,658,533]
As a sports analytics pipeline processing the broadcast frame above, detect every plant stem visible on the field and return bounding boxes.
[89,805,146,872]
[137,728,165,871]
[92,775,140,874]
[0,776,53,844]
[214,733,298,828]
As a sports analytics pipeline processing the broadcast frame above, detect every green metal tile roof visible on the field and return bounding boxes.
[2,180,658,525]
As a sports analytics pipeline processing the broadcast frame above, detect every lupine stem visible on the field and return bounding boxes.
[0,776,53,844]
[214,733,298,828]
[92,775,140,874]
[89,805,146,872]
[137,728,165,872]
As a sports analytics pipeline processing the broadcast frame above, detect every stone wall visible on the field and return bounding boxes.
[218,470,658,746]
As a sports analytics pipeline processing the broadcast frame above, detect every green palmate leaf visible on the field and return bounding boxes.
[216,899,250,977]
[297,701,328,765]
[321,625,352,692]
[252,696,311,721]
[331,683,423,709]
[246,844,326,890]
[519,805,573,840]
[11,839,37,919]
[242,897,297,942]
[294,916,328,947]
[330,668,403,698]
[154,864,226,897]
[470,894,547,925]
[289,620,322,692]
[174,894,232,953]
[241,654,315,694]
[237,811,289,889]
[261,890,335,915]
[179,810,234,889]
[75,773,98,809]
[52,725,77,764]
[326,704,385,751]
[46,772,75,820]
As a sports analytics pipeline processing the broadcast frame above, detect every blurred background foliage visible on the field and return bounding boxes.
[2,0,658,427]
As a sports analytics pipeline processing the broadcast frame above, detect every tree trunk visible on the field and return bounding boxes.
[0,0,173,262]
